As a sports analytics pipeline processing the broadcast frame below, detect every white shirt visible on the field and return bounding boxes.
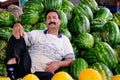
[24,30,75,73]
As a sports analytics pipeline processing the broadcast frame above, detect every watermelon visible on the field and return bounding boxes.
[61,5,73,20]
[113,45,120,62]
[71,43,79,58]
[23,24,33,32]
[74,33,94,49]
[79,0,99,13]
[0,49,6,61]
[23,1,44,14]
[29,0,44,3]
[70,58,88,80]
[91,62,113,80]
[18,11,39,25]
[57,10,68,29]
[0,40,7,51]
[62,0,74,10]
[44,0,62,10]
[90,18,106,32]
[113,64,120,75]
[62,0,74,20]
[59,67,70,73]
[102,21,120,46]
[38,13,45,22]
[113,12,120,27]
[74,4,93,21]
[0,11,15,27]
[0,27,12,41]
[94,7,113,21]
[94,42,118,69]
[69,15,90,36]
[0,61,5,76]
[33,22,47,30]
[60,29,72,41]
[91,32,103,43]
[81,48,98,64]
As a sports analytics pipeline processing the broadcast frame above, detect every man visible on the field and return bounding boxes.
[6,9,75,80]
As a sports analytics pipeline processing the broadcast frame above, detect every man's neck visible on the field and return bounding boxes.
[47,29,59,36]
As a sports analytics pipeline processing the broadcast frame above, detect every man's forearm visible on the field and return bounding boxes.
[59,58,73,68]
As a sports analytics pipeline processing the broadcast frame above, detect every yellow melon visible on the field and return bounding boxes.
[22,74,39,80]
[51,71,73,80]
[78,68,102,80]
[111,75,120,80]
[0,77,10,80]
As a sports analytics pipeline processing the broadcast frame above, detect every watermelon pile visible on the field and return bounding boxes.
[0,0,120,80]
[0,11,13,76]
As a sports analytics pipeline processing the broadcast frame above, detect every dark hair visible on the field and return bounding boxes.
[45,9,61,20]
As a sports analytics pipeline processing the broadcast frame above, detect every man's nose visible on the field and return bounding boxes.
[50,18,54,21]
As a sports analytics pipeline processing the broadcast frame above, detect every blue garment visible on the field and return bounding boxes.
[19,0,28,8]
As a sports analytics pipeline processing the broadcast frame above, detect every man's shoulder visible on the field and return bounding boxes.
[61,34,69,39]
[28,30,44,34]
[25,30,45,37]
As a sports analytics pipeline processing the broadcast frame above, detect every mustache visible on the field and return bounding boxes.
[49,22,56,25]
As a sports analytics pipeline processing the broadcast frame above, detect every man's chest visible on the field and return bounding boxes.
[31,34,64,54]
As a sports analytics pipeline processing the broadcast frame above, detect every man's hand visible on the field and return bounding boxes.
[13,23,24,39]
[45,61,60,73]
[45,58,73,73]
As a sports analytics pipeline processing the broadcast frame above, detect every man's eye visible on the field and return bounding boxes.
[47,17,50,19]
[53,17,57,19]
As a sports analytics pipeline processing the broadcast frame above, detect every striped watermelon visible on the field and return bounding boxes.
[79,0,99,13]
[70,58,88,80]
[44,0,62,10]
[94,42,118,69]
[81,48,98,64]
[113,64,120,75]
[90,18,106,32]
[18,11,39,25]
[91,62,113,80]
[23,1,44,14]
[69,15,90,36]
[74,4,93,21]
[75,33,94,49]
[113,12,120,27]
[102,21,120,46]
[0,11,15,27]
[91,32,103,43]
[94,7,113,21]
[57,10,68,30]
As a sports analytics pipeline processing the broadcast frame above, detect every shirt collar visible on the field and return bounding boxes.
[43,30,62,38]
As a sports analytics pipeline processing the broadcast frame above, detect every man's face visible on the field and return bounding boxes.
[45,12,61,29]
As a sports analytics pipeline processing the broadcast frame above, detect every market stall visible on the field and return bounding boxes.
[0,0,120,80]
